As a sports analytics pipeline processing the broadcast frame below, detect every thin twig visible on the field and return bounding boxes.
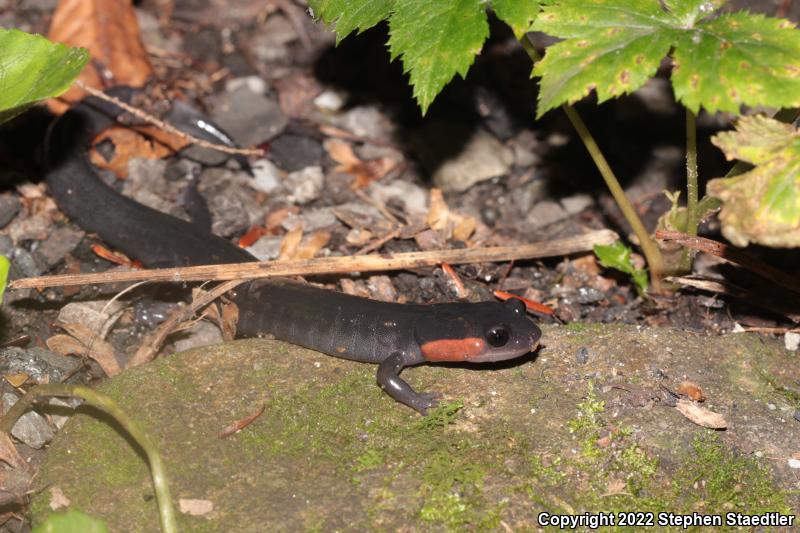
[129,280,246,368]
[10,230,619,290]
[76,81,263,157]
[656,230,800,297]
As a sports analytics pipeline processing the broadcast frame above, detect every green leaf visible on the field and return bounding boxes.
[532,0,800,116]
[707,115,800,247]
[594,241,648,296]
[32,509,109,533]
[0,29,89,124]
[492,0,541,39]
[0,256,9,305]
[307,0,395,43]
[388,0,490,114]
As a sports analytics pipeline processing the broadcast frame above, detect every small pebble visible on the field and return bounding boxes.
[788,458,800,469]
[575,347,590,364]
[785,332,800,351]
[793,410,800,423]
[767,402,777,411]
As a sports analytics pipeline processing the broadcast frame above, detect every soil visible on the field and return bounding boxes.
[0,0,798,531]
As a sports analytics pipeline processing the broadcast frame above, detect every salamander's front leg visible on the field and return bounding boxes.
[377,353,440,415]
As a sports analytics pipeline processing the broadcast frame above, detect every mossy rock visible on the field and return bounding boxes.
[32,325,799,531]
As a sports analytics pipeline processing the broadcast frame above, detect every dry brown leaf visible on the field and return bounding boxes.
[603,479,629,496]
[325,139,398,190]
[2,374,29,388]
[89,127,174,178]
[48,0,152,112]
[426,188,476,242]
[48,486,71,510]
[46,334,89,357]
[293,231,331,260]
[220,301,239,341]
[278,225,304,260]
[345,228,373,247]
[179,498,214,516]
[273,72,321,118]
[218,404,265,438]
[676,380,706,402]
[675,399,727,429]
[0,433,27,471]
[52,323,121,377]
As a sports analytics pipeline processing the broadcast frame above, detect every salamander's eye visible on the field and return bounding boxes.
[486,326,510,347]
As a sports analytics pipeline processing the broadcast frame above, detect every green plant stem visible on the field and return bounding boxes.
[521,36,664,292]
[0,384,177,533]
[679,109,699,272]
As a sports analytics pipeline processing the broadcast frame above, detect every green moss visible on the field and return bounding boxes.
[521,383,791,531]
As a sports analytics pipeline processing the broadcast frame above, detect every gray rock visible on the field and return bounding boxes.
[333,106,393,141]
[250,14,298,63]
[577,286,606,304]
[285,166,324,204]
[526,200,569,228]
[0,235,14,256]
[200,169,267,236]
[0,194,20,229]
[270,135,324,172]
[246,236,283,261]
[575,347,590,364]
[11,248,44,278]
[250,159,284,194]
[47,397,82,430]
[173,320,223,352]
[34,226,84,268]
[313,90,346,112]
[369,180,428,218]
[124,159,175,215]
[281,207,338,233]
[209,83,288,147]
[57,300,125,338]
[432,129,512,191]
[3,393,54,449]
[0,347,67,383]
[561,194,594,215]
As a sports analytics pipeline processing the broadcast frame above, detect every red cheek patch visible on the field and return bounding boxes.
[420,338,486,362]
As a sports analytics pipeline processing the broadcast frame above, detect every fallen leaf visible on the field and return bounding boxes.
[603,479,628,496]
[273,72,321,118]
[48,486,71,510]
[179,498,214,516]
[91,244,135,267]
[0,432,27,470]
[238,225,267,248]
[325,139,398,190]
[220,301,239,341]
[2,373,28,388]
[675,399,727,429]
[293,230,331,260]
[345,228,373,247]
[265,207,299,234]
[494,290,555,316]
[218,404,266,438]
[277,224,303,260]
[48,0,152,111]
[51,323,121,377]
[89,127,173,178]
[676,380,706,402]
[426,188,476,242]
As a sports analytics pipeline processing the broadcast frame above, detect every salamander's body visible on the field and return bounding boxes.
[44,92,542,414]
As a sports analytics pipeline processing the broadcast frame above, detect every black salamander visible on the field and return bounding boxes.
[44,93,542,414]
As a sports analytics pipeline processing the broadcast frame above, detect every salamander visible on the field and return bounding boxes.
[43,92,542,414]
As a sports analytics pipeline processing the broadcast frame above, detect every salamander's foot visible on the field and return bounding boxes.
[377,353,442,415]
[412,391,441,416]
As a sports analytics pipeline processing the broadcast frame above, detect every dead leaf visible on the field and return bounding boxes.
[675,399,727,429]
[220,301,239,341]
[278,224,303,260]
[265,207,299,234]
[89,127,174,178]
[91,244,136,267]
[48,487,71,510]
[51,323,121,377]
[602,479,629,496]
[218,404,266,438]
[325,139,398,190]
[676,380,706,402]
[345,228,373,247]
[273,72,321,118]
[0,433,27,471]
[2,374,29,388]
[238,225,267,248]
[293,231,331,260]
[179,498,214,516]
[48,0,152,112]
[426,188,476,242]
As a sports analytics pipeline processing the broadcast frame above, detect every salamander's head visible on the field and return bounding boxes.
[416,298,542,363]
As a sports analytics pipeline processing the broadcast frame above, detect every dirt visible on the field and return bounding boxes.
[31,325,799,531]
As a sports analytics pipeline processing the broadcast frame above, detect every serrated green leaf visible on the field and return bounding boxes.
[307,0,395,42]
[594,241,648,296]
[707,116,800,247]
[492,0,542,39]
[532,0,800,116]
[0,29,88,124]
[388,0,490,114]
[32,509,109,533]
